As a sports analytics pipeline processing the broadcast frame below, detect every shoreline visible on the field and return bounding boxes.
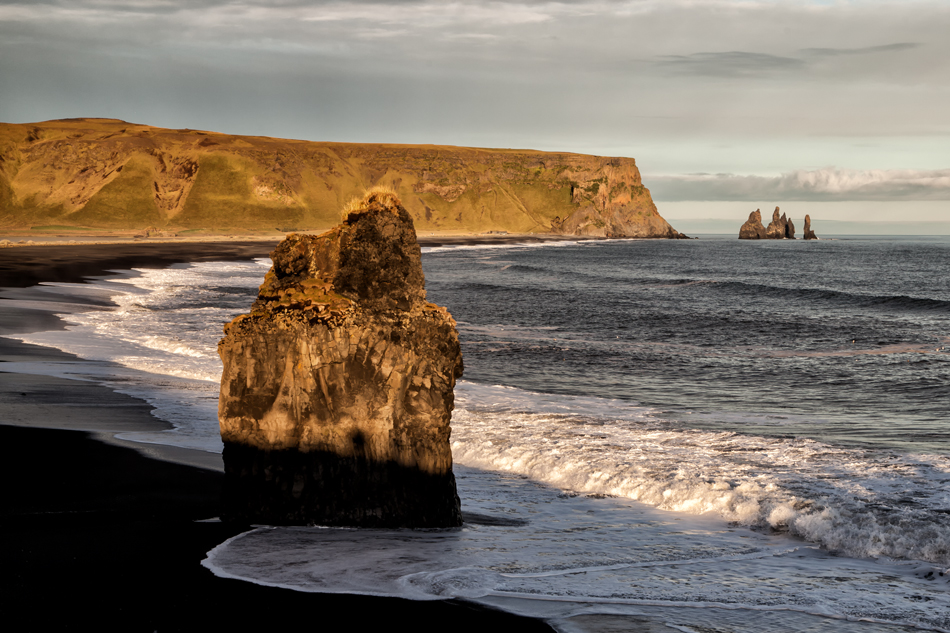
[0,230,602,249]
[0,241,557,632]
[0,233,600,289]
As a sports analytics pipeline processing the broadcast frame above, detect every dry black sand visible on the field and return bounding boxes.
[0,241,555,632]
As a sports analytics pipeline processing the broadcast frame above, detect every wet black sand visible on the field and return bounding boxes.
[0,241,556,632]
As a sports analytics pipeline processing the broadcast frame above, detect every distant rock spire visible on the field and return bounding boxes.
[803,214,819,240]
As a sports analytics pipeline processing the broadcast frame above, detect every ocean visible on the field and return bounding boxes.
[4,235,950,632]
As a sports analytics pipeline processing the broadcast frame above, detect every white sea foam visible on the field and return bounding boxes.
[451,382,950,566]
[7,259,950,567]
[5,260,267,451]
[421,239,589,254]
[14,260,268,383]
[203,466,950,632]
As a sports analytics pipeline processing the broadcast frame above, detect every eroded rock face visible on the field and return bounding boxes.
[739,209,767,239]
[217,189,463,527]
[803,214,819,240]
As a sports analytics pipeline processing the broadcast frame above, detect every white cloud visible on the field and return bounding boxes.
[2,0,949,176]
[649,167,950,201]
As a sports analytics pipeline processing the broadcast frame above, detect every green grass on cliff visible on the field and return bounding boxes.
[0,177,14,220]
[0,119,674,236]
[177,154,303,230]
[67,156,164,229]
[30,225,97,231]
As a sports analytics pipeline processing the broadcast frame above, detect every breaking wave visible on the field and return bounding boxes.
[452,382,950,565]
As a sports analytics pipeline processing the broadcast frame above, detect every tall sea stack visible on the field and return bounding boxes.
[739,209,767,239]
[217,188,464,527]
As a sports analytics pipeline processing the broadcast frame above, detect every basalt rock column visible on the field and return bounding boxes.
[803,215,819,240]
[217,189,464,527]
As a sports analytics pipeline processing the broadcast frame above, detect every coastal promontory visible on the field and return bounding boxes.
[217,188,464,526]
[0,118,684,238]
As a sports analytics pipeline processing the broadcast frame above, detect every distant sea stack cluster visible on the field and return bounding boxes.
[739,207,818,240]
[0,118,685,239]
[217,188,464,527]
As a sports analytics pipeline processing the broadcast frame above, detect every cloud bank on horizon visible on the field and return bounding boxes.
[651,167,950,202]
[1,0,948,214]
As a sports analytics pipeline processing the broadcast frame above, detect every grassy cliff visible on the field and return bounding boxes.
[0,118,684,237]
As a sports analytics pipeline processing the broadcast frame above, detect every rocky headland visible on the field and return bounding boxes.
[739,207,805,240]
[217,188,464,527]
[0,118,685,239]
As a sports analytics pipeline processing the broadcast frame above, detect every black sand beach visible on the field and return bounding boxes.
[0,241,556,632]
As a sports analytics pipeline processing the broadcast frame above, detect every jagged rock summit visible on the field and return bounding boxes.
[739,206,799,240]
[765,207,795,239]
[217,188,464,527]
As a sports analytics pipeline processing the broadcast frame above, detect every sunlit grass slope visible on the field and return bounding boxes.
[0,118,683,237]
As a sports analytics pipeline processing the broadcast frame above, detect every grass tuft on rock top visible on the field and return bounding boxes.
[342,186,402,220]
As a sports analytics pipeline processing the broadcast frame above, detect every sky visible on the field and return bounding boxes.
[1,0,948,225]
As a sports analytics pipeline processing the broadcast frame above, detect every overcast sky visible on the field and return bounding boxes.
[1,0,948,220]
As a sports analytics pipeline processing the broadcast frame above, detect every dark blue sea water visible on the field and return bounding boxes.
[423,236,950,456]
[6,235,950,631]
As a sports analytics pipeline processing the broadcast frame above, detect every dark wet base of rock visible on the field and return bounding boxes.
[222,442,464,527]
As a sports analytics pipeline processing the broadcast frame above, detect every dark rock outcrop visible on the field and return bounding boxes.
[217,188,464,527]
[803,214,819,240]
[739,209,767,239]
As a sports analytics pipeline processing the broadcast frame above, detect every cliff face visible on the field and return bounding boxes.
[217,189,463,526]
[549,160,687,238]
[0,118,682,237]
